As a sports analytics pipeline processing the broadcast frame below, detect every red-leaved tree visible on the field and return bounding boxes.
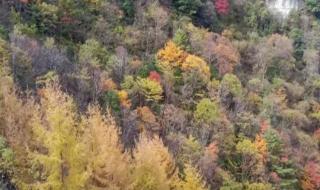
[148,71,161,83]
[302,161,320,190]
[214,0,230,15]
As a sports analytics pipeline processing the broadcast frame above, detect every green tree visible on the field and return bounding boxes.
[244,0,277,35]
[79,39,109,68]
[219,74,243,109]
[306,0,320,17]
[173,0,202,16]
[194,98,220,124]
[0,137,14,176]
[263,129,282,156]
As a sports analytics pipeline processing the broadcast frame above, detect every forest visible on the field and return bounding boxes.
[0,0,320,189]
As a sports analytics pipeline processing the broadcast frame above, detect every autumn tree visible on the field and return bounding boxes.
[301,161,320,190]
[215,0,230,15]
[0,38,38,188]
[181,54,211,82]
[131,136,178,190]
[148,71,161,83]
[136,77,163,103]
[236,139,263,181]
[118,90,131,109]
[83,106,130,189]
[31,85,88,190]
[178,164,208,190]
[198,142,220,188]
[136,106,161,134]
[254,34,295,81]
[157,41,186,70]
[212,37,240,76]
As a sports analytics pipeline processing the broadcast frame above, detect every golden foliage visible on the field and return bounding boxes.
[31,85,88,190]
[157,41,187,69]
[136,106,161,133]
[178,164,208,190]
[136,77,163,102]
[181,55,211,81]
[254,135,268,163]
[118,90,131,108]
[84,106,130,189]
[131,136,178,190]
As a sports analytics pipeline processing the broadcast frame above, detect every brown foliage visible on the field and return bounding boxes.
[213,37,240,76]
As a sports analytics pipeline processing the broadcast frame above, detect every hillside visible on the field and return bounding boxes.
[0,0,320,189]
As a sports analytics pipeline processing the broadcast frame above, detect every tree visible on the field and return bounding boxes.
[83,106,130,189]
[219,74,243,109]
[194,98,220,124]
[263,129,282,156]
[119,0,135,23]
[254,34,295,81]
[254,135,268,163]
[198,142,220,188]
[301,161,320,190]
[131,136,178,190]
[148,71,161,83]
[157,41,186,69]
[136,106,161,134]
[147,1,170,51]
[173,0,202,16]
[214,0,230,15]
[212,38,240,76]
[306,0,320,18]
[111,46,129,82]
[220,74,242,97]
[181,54,211,82]
[244,0,275,35]
[31,85,88,190]
[178,164,208,190]
[79,39,109,68]
[136,77,163,103]
[236,139,261,181]
[118,90,131,108]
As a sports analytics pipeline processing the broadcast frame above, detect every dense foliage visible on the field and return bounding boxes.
[0,0,319,189]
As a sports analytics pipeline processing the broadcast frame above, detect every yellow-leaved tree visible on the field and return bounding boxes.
[157,40,186,69]
[136,77,163,103]
[31,85,88,190]
[178,164,208,190]
[83,105,130,190]
[131,136,178,190]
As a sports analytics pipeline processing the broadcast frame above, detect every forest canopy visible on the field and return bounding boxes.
[0,0,320,190]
